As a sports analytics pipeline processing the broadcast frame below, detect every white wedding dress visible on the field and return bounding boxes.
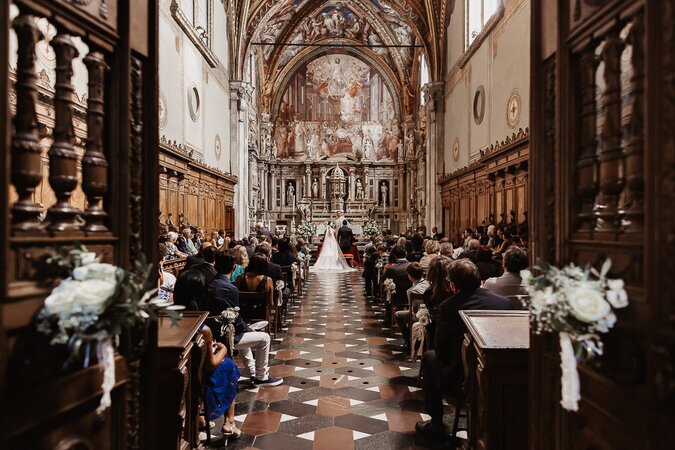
[311,227,356,273]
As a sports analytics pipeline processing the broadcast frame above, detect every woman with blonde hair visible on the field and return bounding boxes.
[229,245,249,282]
[419,240,441,272]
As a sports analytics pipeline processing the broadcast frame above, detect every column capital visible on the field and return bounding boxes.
[230,80,253,110]
[422,82,445,113]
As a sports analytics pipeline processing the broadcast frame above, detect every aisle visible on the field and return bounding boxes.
[212,271,453,450]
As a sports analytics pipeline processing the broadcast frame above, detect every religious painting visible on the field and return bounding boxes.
[273,54,400,162]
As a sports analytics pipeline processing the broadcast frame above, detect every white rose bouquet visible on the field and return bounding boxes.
[522,258,629,411]
[215,306,240,353]
[297,221,317,241]
[363,220,382,239]
[35,244,179,415]
[383,278,396,303]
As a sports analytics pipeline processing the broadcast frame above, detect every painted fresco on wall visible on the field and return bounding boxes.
[272,54,400,162]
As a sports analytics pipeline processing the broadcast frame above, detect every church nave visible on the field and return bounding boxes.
[212,271,456,450]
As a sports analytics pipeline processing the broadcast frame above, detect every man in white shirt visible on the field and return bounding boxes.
[395,263,430,351]
[484,247,529,308]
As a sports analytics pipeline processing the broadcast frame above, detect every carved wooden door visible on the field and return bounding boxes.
[530,0,674,449]
[0,0,159,449]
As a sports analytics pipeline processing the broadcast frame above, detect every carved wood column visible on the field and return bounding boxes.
[575,47,599,233]
[46,33,81,232]
[82,51,110,232]
[594,28,625,233]
[10,14,44,232]
[622,15,645,233]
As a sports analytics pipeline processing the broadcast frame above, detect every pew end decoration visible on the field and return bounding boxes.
[383,278,396,303]
[521,259,628,411]
[275,280,285,307]
[215,306,240,354]
[35,244,181,414]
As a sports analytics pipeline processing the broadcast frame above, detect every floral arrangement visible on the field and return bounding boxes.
[35,244,180,414]
[275,280,285,307]
[375,261,384,270]
[296,220,317,241]
[410,304,431,361]
[215,306,240,353]
[383,278,396,303]
[521,258,629,411]
[363,220,382,239]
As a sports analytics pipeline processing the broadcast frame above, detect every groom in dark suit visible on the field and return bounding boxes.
[337,220,354,254]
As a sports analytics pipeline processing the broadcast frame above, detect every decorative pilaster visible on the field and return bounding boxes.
[348,166,355,201]
[423,82,445,230]
[230,81,253,236]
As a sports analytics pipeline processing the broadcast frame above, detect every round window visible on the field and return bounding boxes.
[188,84,200,122]
[473,85,486,125]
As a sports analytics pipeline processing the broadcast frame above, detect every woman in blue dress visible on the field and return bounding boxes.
[173,269,241,438]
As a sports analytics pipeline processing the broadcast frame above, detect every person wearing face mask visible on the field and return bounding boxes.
[415,259,513,438]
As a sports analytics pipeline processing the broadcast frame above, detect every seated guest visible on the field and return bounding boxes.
[419,240,440,273]
[217,229,225,247]
[362,246,381,297]
[185,242,212,270]
[295,237,309,256]
[234,255,274,309]
[477,226,489,246]
[407,234,425,262]
[458,239,480,263]
[165,231,188,259]
[157,244,176,302]
[394,263,431,350]
[486,225,498,250]
[173,270,241,438]
[379,245,412,322]
[475,246,501,281]
[193,245,218,287]
[206,252,283,387]
[245,237,257,259]
[439,242,453,258]
[255,242,290,326]
[192,228,205,249]
[416,259,513,437]
[423,256,454,348]
[177,228,198,255]
[230,245,249,282]
[272,238,298,267]
[484,246,529,307]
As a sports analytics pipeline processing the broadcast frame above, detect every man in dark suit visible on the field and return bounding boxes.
[379,245,412,321]
[337,220,354,254]
[192,245,217,287]
[416,259,513,437]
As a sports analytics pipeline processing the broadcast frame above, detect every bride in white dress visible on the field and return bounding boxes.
[311,226,356,272]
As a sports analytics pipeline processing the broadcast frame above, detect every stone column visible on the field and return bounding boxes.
[270,165,277,210]
[320,166,327,200]
[348,166,355,201]
[364,166,370,201]
[230,81,254,236]
[305,164,312,198]
[422,82,445,230]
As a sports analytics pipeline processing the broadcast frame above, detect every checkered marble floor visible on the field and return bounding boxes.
[204,271,457,450]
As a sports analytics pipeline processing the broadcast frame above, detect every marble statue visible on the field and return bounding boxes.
[312,178,319,198]
[380,182,389,206]
[287,183,296,206]
[355,178,364,200]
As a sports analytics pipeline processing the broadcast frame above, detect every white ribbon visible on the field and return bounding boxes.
[559,332,581,412]
[96,334,116,415]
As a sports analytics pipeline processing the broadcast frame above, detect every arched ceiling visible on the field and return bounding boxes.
[229,0,453,114]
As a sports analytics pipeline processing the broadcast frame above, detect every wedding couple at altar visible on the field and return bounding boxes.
[311,219,357,273]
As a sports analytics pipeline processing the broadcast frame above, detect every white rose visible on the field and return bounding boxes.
[567,287,611,323]
[606,279,628,309]
[72,279,117,312]
[80,252,97,265]
[82,263,119,283]
[44,280,77,314]
[520,269,533,283]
